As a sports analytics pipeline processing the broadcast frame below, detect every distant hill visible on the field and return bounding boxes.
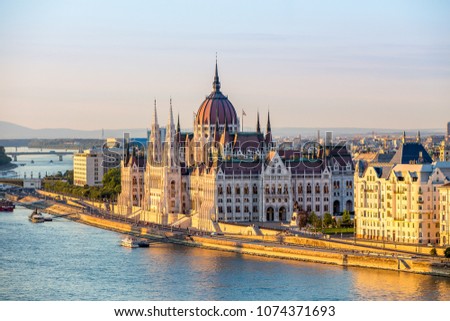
[0,121,444,139]
[0,121,148,139]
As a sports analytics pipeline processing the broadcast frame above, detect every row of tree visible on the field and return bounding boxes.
[43,168,121,201]
[298,210,353,230]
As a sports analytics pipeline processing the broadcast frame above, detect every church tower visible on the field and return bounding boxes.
[161,99,182,216]
[148,99,162,165]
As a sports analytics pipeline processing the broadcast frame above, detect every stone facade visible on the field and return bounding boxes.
[354,138,450,245]
[118,63,354,231]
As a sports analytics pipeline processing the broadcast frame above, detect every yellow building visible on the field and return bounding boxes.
[355,138,450,245]
[439,183,450,246]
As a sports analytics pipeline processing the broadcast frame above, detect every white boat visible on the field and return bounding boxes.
[29,209,45,223]
[121,236,139,248]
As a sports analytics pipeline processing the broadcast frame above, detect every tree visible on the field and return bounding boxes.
[444,247,450,258]
[101,168,121,199]
[64,170,74,185]
[430,248,437,256]
[323,212,333,227]
[342,210,352,226]
[0,146,12,166]
[307,211,318,226]
[307,212,322,231]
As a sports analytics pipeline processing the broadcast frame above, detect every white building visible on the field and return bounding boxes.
[118,62,354,231]
[73,149,105,186]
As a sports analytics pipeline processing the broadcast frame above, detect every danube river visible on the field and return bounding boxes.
[1,207,450,301]
[1,147,74,179]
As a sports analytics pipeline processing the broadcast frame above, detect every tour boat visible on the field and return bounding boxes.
[137,239,150,248]
[121,236,139,248]
[29,209,45,223]
[0,199,15,212]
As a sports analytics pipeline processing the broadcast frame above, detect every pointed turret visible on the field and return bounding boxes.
[149,99,161,165]
[256,111,261,133]
[176,114,180,134]
[165,98,177,167]
[417,130,421,143]
[213,56,221,92]
[265,110,273,147]
[402,131,406,144]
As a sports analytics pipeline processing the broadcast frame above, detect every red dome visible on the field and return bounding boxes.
[196,91,238,126]
[195,62,238,126]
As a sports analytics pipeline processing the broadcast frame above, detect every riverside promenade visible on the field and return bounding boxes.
[13,190,450,278]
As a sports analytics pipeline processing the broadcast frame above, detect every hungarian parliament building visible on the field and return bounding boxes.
[117,62,354,231]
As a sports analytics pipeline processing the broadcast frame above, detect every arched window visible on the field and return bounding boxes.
[253,184,258,194]
[271,184,276,194]
[218,185,223,195]
[277,184,282,194]
[265,184,269,194]
[132,177,137,185]
[324,184,329,194]
[226,184,232,195]
[298,184,303,194]
[315,183,320,194]
[244,184,249,195]
[307,184,311,194]
[235,185,241,195]
[284,184,289,194]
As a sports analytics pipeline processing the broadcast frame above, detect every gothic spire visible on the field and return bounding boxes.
[152,99,158,126]
[266,110,272,134]
[166,98,175,139]
[265,110,273,147]
[213,55,221,92]
[256,111,261,133]
[176,114,180,134]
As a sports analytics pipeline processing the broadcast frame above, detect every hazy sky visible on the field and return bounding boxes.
[1,0,449,131]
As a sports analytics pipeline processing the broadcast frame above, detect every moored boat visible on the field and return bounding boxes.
[29,208,45,223]
[0,199,15,212]
[121,236,139,248]
[137,239,150,248]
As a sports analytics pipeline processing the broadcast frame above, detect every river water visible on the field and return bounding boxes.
[1,207,450,301]
[1,147,74,179]
[1,148,450,301]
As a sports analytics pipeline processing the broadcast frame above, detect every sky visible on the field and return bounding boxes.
[0,0,449,131]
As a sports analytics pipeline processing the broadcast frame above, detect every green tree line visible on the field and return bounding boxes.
[43,168,121,201]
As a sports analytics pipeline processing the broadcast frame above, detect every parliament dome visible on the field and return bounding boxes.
[195,62,238,127]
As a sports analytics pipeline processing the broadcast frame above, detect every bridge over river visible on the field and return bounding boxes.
[6,151,74,161]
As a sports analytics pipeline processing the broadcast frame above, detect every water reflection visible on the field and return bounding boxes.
[1,207,449,301]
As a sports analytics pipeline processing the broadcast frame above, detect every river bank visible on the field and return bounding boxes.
[15,194,450,278]
[0,163,18,171]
